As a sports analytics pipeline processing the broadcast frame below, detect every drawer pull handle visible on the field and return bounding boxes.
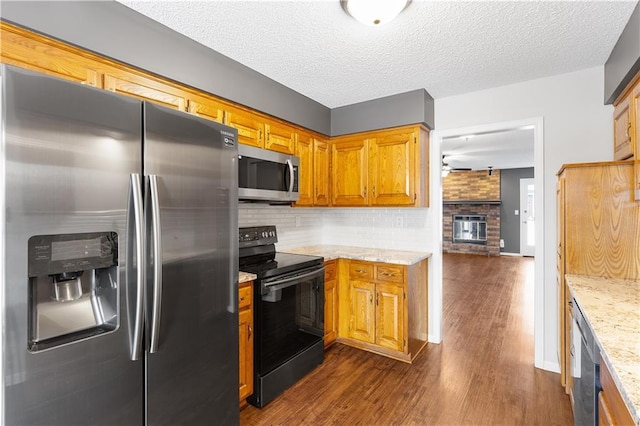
[248,325,252,339]
[355,269,367,274]
[380,272,397,277]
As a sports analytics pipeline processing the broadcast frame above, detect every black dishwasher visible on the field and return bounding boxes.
[571,297,600,426]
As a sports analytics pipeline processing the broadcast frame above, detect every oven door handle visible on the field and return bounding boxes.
[264,268,325,291]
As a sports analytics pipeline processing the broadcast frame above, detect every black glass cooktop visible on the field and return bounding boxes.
[240,252,323,279]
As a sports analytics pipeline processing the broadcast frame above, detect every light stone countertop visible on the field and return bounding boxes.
[239,271,257,284]
[283,245,432,265]
[566,274,640,425]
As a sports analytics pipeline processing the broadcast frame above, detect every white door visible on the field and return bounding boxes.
[520,178,535,256]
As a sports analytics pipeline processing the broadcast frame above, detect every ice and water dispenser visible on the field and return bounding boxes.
[27,232,119,351]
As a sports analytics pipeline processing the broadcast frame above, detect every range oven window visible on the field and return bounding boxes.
[258,267,324,375]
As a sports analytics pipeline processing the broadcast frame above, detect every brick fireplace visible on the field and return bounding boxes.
[442,170,501,256]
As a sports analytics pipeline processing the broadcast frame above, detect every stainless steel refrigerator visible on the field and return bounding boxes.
[0,65,239,425]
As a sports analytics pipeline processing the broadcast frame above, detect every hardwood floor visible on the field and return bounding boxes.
[240,253,573,425]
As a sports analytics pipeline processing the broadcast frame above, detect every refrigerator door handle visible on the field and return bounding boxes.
[129,173,145,361]
[148,174,163,353]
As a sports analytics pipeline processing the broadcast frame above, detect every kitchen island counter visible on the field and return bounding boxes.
[566,274,640,425]
[284,245,431,266]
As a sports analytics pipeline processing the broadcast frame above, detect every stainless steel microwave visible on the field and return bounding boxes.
[238,144,300,203]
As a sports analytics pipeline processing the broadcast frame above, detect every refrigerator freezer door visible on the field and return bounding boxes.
[2,66,144,424]
[143,102,239,425]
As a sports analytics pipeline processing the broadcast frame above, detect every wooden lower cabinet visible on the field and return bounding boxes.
[348,280,376,344]
[598,356,634,426]
[324,260,338,346]
[238,282,254,405]
[338,259,428,363]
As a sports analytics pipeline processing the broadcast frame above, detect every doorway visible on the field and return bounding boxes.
[430,117,545,369]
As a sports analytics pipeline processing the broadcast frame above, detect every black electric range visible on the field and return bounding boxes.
[238,225,325,408]
[239,226,323,279]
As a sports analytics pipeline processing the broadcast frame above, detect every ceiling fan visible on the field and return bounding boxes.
[442,155,471,175]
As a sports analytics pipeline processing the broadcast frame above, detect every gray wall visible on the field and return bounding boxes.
[330,89,434,136]
[605,1,640,104]
[1,1,435,135]
[500,167,534,254]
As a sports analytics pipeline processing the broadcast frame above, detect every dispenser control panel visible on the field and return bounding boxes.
[28,232,117,277]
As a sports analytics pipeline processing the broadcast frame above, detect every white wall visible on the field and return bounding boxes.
[434,66,613,370]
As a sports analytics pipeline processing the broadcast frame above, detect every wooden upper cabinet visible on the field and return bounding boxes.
[613,95,633,160]
[295,132,314,206]
[0,22,102,87]
[103,71,186,111]
[369,129,416,206]
[559,162,640,280]
[314,139,331,206]
[332,137,369,206]
[265,120,296,154]
[225,106,265,148]
[375,282,404,352]
[186,94,225,123]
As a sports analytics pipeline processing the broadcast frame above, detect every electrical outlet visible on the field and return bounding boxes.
[394,216,404,228]
[500,239,505,248]
[514,210,519,215]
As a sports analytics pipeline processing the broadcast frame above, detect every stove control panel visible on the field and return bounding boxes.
[239,225,278,247]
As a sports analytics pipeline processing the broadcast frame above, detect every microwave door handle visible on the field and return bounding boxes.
[286,159,294,194]
[128,173,145,361]
[148,175,163,354]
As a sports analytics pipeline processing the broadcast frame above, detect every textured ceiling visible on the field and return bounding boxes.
[118,0,637,109]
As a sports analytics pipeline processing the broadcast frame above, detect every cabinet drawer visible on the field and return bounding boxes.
[239,284,252,310]
[325,261,337,281]
[349,262,373,280]
[376,265,405,283]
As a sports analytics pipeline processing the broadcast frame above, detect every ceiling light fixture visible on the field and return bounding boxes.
[341,0,411,26]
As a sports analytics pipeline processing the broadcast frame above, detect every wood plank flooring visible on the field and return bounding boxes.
[240,253,573,425]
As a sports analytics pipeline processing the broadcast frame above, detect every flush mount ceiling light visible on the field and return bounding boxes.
[341,0,411,26]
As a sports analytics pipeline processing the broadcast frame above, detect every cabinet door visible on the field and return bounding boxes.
[331,138,368,206]
[103,72,186,110]
[565,300,574,400]
[265,121,296,154]
[369,130,416,206]
[375,282,405,352]
[186,95,225,123]
[225,107,265,148]
[238,308,253,401]
[613,95,633,160]
[324,278,338,346]
[0,22,101,87]
[633,83,640,200]
[295,133,314,206]
[314,139,331,206]
[348,281,375,343]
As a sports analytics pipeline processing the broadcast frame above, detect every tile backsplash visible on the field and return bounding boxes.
[239,205,432,252]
